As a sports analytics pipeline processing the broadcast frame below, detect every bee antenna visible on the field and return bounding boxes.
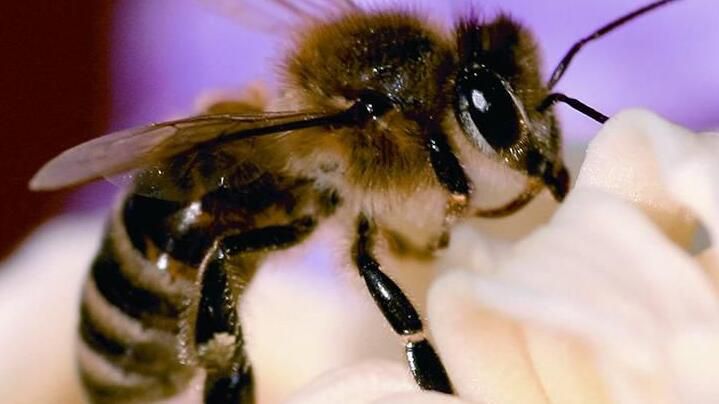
[547,0,682,90]
[538,93,608,124]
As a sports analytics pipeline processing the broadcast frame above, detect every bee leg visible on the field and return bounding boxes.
[426,126,471,197]
[194,250,252,404]
[194,216,317,404]
[352,215,454,394]
[426,126,472,232]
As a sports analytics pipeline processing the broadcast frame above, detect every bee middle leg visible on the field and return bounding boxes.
[352,215,454,394]
[192,216,317,404]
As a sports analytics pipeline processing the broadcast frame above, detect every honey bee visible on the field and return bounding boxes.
[30,0,680,402]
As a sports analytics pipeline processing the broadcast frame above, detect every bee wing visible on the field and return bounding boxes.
[29,111,330,192]
[200,0,360,32]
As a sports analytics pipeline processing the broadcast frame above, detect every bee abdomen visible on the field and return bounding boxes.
[78,208,195,403]
[89,237,182,331]
[77,305,187,403]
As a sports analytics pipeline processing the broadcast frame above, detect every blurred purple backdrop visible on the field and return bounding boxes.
[68,0,719,210]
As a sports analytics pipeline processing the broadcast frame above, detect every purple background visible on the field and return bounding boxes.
[111,0,718,134]
[69,0,719,209]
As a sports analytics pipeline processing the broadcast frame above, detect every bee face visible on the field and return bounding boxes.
[453,14,568,200]
[285,11,569,200]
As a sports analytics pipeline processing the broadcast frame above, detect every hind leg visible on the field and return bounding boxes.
[189,217,317,404]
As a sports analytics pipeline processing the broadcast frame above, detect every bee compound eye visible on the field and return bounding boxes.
[455,67,521,151]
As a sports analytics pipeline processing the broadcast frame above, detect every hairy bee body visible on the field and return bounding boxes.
[74,10,549,402]
[78,199,194,401]
[31,0,676,401]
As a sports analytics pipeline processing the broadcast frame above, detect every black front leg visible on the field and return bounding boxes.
[426,127,471,244]
[353,216,453,393]
[426,127,470,197]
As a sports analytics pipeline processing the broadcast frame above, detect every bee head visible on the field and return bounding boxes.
[453,14,569,201]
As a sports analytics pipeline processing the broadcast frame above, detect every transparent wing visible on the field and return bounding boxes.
[200,0,361,32]
[29,111,330,192]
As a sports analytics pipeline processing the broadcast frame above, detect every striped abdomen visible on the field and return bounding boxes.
[77,164,335,403]
[78,194,198,402]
